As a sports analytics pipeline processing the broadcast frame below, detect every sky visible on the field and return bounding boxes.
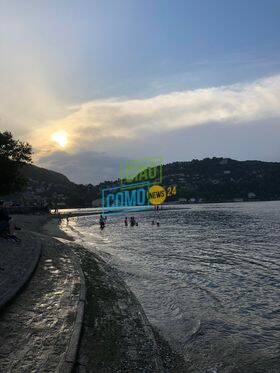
[1,0,280,184]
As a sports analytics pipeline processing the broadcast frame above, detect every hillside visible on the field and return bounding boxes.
[96,157,280,204]
[22,164,72,185]
[161,157,280,203]
[12,164,99,208]
[8,157,280,207]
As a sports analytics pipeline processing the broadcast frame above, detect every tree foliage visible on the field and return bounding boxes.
[0,131,32,196]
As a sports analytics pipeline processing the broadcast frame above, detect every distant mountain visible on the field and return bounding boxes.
[96,157,280,204]
[22,164,72,185]
[11,163,99,207]
[9,157,280,208]
[160,157,280,203]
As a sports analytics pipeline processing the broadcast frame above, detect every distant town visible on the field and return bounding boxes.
[4,157,280,209]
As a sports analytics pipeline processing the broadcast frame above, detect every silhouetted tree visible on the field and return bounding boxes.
[0,131,32,195]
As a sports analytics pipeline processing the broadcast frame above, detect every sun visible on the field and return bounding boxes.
[51,131,68,148]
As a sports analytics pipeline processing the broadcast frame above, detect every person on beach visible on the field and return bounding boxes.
[124,217,128,227]
[151,220,155,225]
[0,201,21,241]
[0,201,10,234]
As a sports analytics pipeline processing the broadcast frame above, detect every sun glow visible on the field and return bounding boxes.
[51,131,68,148]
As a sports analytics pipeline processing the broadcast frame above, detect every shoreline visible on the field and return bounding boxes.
[0,214,84,372]
[4,214,187,371]
[49,215,187,372]
[53,199,280,217]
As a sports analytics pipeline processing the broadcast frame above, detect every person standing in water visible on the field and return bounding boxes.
[99,215,105,230]
[130,216,136,227]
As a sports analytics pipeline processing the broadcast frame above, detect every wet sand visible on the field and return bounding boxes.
[48,215,187,371]
[8,214,187,372]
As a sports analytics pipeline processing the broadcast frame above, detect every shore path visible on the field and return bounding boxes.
[0,218,82,372]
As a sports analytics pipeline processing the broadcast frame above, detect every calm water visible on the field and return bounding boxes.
[63,202,280,372]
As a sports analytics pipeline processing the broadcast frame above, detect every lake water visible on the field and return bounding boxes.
[63,201,280,372]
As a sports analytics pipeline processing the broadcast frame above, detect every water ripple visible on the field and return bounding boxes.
[67,201,280,372]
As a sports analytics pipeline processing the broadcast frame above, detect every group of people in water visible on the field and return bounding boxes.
[124,216,138,227]
[99,214,160,230]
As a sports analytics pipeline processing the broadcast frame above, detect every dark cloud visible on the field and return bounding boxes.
[35,117,280,185]
[37,150,126,184]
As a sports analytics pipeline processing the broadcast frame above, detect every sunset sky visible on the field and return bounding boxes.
[1,0,280,183]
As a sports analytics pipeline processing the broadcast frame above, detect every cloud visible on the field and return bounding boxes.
[27,75,280,183]
[2,68,280,165]
[36,74,280,151]
[37,150,126,184]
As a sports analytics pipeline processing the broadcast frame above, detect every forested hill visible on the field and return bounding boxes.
[160,157,280,203]
[22,164,71,185]
[15,164,99,207]
[10,157,280,207]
